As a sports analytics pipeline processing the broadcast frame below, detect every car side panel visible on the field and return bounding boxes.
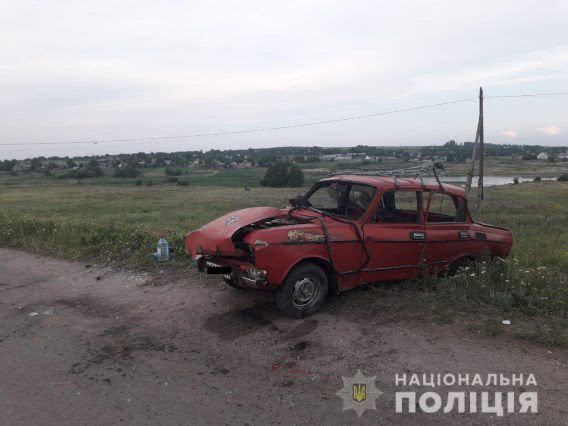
[425,223,475,273]
[361,223,426,282]
[426,222,513,271]
[252,222,364,288]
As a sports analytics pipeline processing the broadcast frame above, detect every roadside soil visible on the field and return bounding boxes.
[0,248,566,425]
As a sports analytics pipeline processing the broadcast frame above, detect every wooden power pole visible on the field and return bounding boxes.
[465,87,485,204]
[477,87,484,204]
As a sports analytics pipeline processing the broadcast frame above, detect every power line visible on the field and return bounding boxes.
[485,91,568,99]
[1,91,567,147]
[0,98,475,147]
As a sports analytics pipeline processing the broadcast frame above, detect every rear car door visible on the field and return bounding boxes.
[424,191,471,273]
[361,189,425,283]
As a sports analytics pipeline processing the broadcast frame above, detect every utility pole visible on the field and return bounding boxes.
[465,87,484,205]
[477,87,484,204]
[465,120,480,195]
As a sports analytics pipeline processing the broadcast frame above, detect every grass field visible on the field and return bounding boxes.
[1,179,566,267]
[1,173,567,345]
[1,156,566,188]
[0,166,328,188]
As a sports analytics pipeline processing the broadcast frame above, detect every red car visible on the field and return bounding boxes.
[185,176,512,318]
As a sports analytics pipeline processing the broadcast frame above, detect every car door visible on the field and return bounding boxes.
[361,189,426,283]
[424,190,471,273]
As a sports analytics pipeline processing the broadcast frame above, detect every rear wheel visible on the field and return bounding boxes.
[447,257,476,276]
[276,263,328,318]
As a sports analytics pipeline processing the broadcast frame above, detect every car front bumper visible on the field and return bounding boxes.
[195,255,268,288]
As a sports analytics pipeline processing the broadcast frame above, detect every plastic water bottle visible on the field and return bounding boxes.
[157,236,169,261]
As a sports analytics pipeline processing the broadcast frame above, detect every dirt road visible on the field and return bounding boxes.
[0,248,566,425]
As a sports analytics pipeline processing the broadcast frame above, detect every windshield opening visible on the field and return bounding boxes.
[303,181,376,220]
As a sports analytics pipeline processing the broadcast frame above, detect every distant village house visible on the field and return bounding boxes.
[537,152,549,161]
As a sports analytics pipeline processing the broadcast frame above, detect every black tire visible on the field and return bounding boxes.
[276,263,329,319]
[447,257,475,276]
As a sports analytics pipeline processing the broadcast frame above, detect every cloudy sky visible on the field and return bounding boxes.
[1,0,568,159]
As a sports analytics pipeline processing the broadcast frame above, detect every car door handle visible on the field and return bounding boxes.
[409,231,426,241]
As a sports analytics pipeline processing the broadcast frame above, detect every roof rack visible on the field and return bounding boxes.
[327,157,447,178]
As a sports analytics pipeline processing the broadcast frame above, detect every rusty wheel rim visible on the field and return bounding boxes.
[292,276,320,310]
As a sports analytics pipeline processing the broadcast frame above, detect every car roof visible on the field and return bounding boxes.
[320,175,466,198]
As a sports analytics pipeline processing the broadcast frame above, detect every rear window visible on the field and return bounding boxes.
[373,190,421,223]
[426,192,467,223]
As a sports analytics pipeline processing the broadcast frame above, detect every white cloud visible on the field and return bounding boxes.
[407,47,568,95]
[2,1,568,159]
[501,130,517,138]
[537,126,561,136]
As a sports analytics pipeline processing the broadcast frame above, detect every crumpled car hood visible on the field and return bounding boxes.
[185,207,284,257]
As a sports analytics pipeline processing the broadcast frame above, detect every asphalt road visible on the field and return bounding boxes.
[0,248,566,425]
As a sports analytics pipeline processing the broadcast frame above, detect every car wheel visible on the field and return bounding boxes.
[447,257,475,276]
[276,263,328,318]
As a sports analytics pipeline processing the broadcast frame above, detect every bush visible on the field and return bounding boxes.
[0,160,16,172]
[261,162,289,187]
[68,168,90,183]
[165,167,184,176]
[558,173,568,182]
[533,176,542,182]
[114,166,140,178]
[135,179,143,186]
[86,160,104,177]
[176,179,189,186]
[513,177,519,185]
[166,176,178,183]
[261,162,304,187]
[287,164,305,187]
[61,162,104,182]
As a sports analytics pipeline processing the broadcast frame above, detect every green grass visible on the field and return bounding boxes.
[0,185,302,266]
[0,181,566,269]
[0,178,567,345]
[0,167,327,188]
[470,182,568,269]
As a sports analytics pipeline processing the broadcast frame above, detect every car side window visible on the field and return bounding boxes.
[426,192,466,223]
[345,184,376,219]
[308,182,345,211]
[373,190,421,223]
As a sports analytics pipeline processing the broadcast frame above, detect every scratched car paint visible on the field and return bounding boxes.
[185,175,513,318]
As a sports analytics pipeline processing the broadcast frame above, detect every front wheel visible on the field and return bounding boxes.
[276,263,329,319]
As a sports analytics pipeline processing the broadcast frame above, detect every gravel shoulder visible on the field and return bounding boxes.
[0,248,566,425]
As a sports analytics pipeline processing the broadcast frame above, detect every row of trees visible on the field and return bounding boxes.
[66,160,104,182]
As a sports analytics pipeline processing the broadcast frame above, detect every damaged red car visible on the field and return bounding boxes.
[185,176,512,318]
